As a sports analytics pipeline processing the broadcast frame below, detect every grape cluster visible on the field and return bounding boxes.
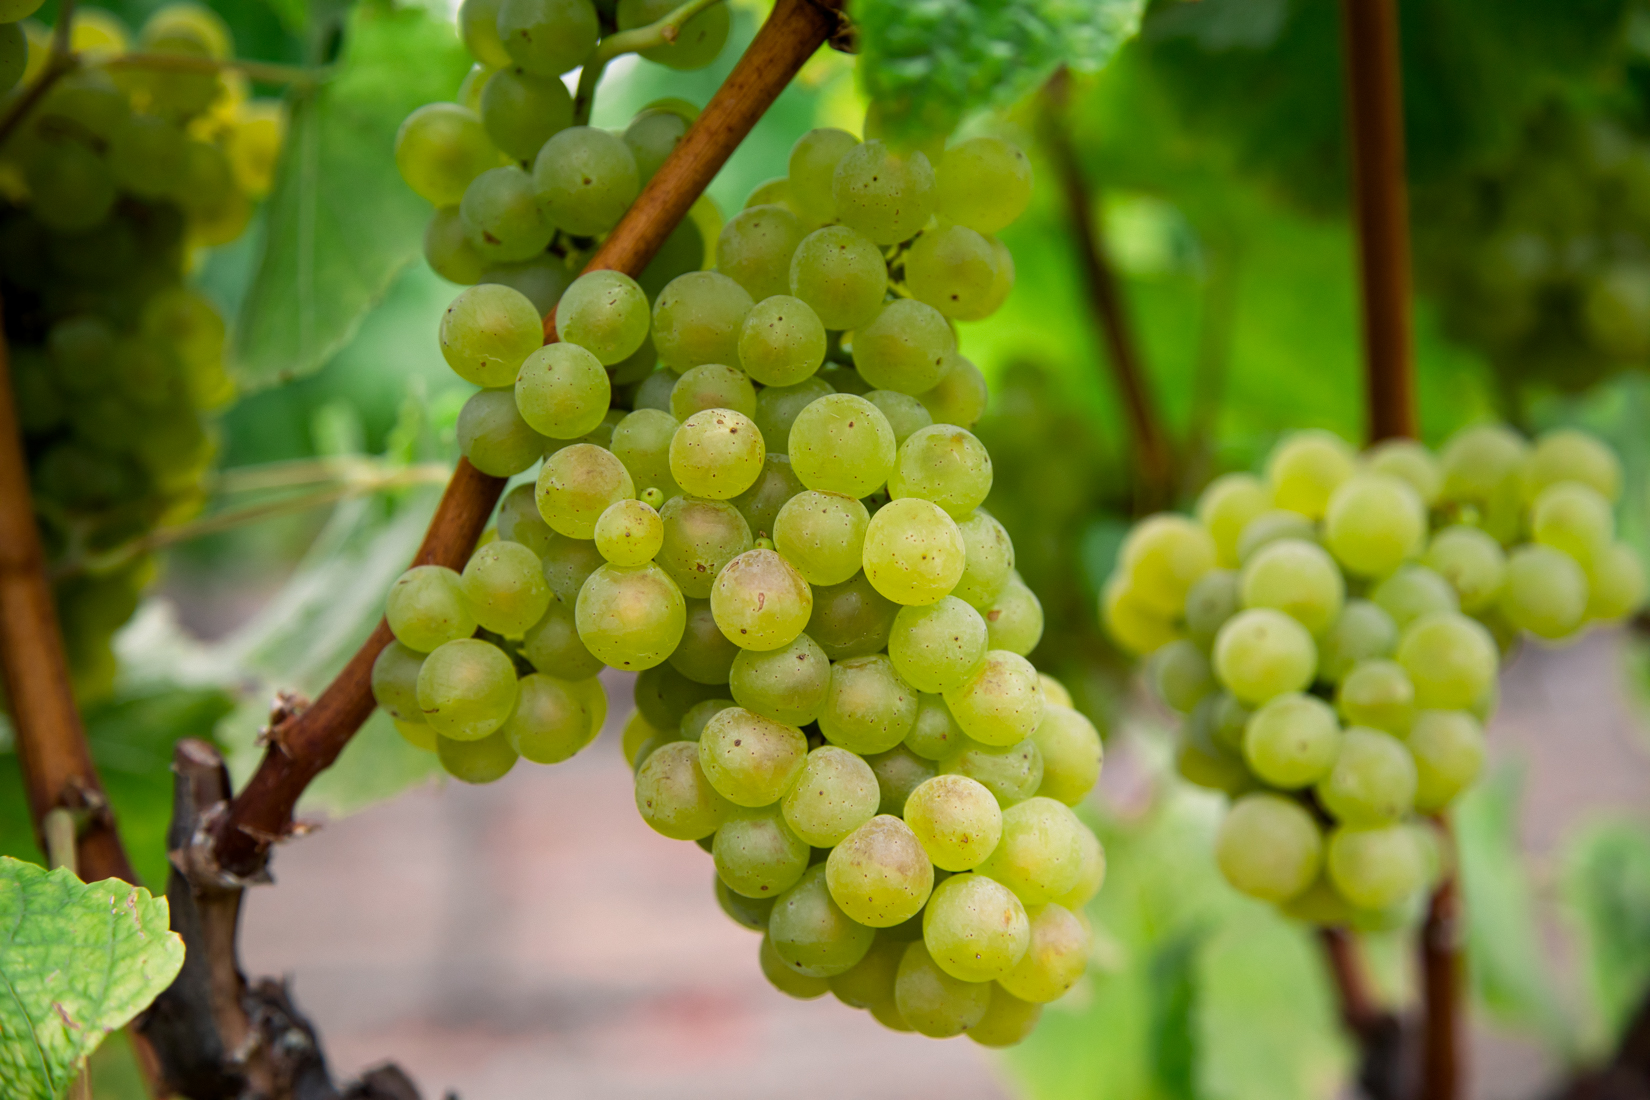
[0,3,284,696]
[1104,424,1643,925]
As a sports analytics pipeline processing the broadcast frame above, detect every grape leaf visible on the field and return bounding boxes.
[854,0,1147,138]
[231,0,472,390]
[1560,819,1650,1054]
[0,858,185,1100]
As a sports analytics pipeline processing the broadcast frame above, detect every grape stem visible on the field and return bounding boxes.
[1318,927,1406,1100]
[0,0,80,152]
[209,0,848,881]
[571,0,727,126]
[102,52,333,88]
[1420,814,1464,1100]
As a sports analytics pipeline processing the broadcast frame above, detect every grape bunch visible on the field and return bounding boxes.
[1104,424,1643,925]
[0,3,284,696]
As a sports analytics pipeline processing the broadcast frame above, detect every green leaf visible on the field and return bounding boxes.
[1560,819,1650,1054]
[854,0,1147,137]
[232,0,473,390]
[0,858,185,1100]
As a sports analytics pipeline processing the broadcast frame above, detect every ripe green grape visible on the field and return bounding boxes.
[970,987,1042,1048]
[1587,542,1646,620]
[862,497,967,607]
[717,874,774,931]
[1195,473,1271,568]
[888,424,992,520]
[1101,577,1178,658]
[624,107,689,184]
[863,390,933,446]
[922,873,1030,983]
[556,269,649,365]
[1266,430,1356,519]
[866,745,935,816]
[996,901,1087,1004]
[977,796,1084,906]
[456,388,545,476]
[732,453,803,540]
[737,295,825,386]
[1423,526,1507,612]
[574,561,685,669]
[788,225,888,331]
[425,206,487,284]
[668,598,739,684]
[788,393,898,499]
[1150,638,1214,713]
[1121,514,1217,616]
[514,342,609,440]
[521,599,604,679]
[462,539,551,636]
[1031,706,1103,806]
[852,300,954,395]
[1056,822,1106,911]
[819,653,918,754]
[1177,701,1252,796]
[106,115,185,202]
[497,0,597,76]
[781,745,880,847]
[395,103,498,207]
[497,483,555,553]
[680,698,735,741]
[894,940,990,1039]
[416,638,518,741]
[1407,710,1485,811]
[711,548,813,651]
[635,740,731,839]
[807,572,899,661]
[594,498,663,566]
[667,408,764,501]
[536,443,634,538]
[984,578,1043,661]
[918,354,990,428]
[478,65,573,161]
[480,253,574,315]
[832,141,935,246]
[1323,472,1426,578]
[729,632,831,725]
[656,495,751,599]
[1183,569,1239,652]
[754,377,834,455]
[939,733,1043,807]
[787,128,859,225]
[438,727,518,783]
[718,205,804,301]
[1438,423,1526,505]
[617,0,730,69]
[1240,538,1344,634]
[1212,608,1316,705]
[370,641,425,722]
[386,565,477,652]
[1326,824,1423,910]
[760,933,829,999]
[769,865,876,978]
[669,363,757,421]
[1235,509,1317,565]
[905,223,1000,320]
[532,126,639,236]
[1367,438,1442,505]
[1371,564,1460,631]
[715,808,810,898]
[697,706,808,807]
[459,0,510,64]
[771,491,868,587]
[652,271,753,371]
[1241,691,1340,788]
[953,510,1015,609]
[943,649,1043,748]
[1316,726,1417,825]
[829,936,904,1011]
[539,530,606,602]
[459,164,554,262]
[611,408,684,499]
[1499,544,1589,639]
[501,672,600,763]
[440,282,544,387]
[1395,612,1498,709]
[904,774,1002,871]
[1214,793,1322,902]
[1335,658,1415,735]
[887,596,988,695]
[1531,481,1613,566]
[934,137,1033,235]
[396,719,438,752]
[1524,428,1621,503]
[826,814,935,926]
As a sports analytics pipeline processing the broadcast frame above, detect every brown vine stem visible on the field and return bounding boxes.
[1039,67,1176,514]
[212,0,845,880]
[1421,816,1463,1100]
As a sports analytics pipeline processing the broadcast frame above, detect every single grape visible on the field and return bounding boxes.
[461,539,551,636]
[738,295,826,386]
[711,548,813,651]
[1101,577,1179,658]
[1371,564,1460,631]
[416,638,518,741]
[521,599,604,680]
[1177,700,1252,796]
[732,453,804,541]
[1587,543,1647,621]
[976,796,1084,906]
[635,739,731,839]
[819,653,918,754]
[1335,658,1415,735]
[438,728,519,783]
[501,672,600,763]
[666,408,765,501]
[611,408,684,499]
[787,128,859,225]
[995,901,1087,1004]
[459,0,511,64]
[852,300,954,396]
[652,271,753,371]
[905,223,1000,320]
[888,424,992,520]
[904,774,1002,871]
[556,269,649,365]
[730,632,831,726]
[1184,569,1240,652]
[514,342,609,440]
[933,137,1033,235]
[716,807,810,898]
[574,561,685,669]
[1055,824,1106,911]
[887,596,988,695]
[697,706,809,808]
[718,205,805,301]
[439,282,543,387]
[1235,509,1318,565]
[1241,692,1340,788]
[456,63,494,112]
[536,443,635,538]
[396,719,438,752]
[829,937,905,1013]
[370,641,425,722]
[1031,706,1103,806]
[953,510,1015,609]
[983,574,1043,657]
[539,530,607,603]
[459,164,554,262]
[1326,824,1423,910]
[457,388,545,477]
[1240,538,1344,634]
[1531,481,1614,567]
[386,565,476,652]
[1438,423,1527,505]
[969,986,1043,1048]
[624,107,690,184]
[1150,638,1215,713]
[772,490,868,586]
[826,814,935,927]
[789,225,887,331]
[594,498,663,566]
[497,0,597,76]
[1120,514,1218,617]
[893,940,991,1038]
[754,376,835,455]
[478,65,573,161]
[1523,428,1621,503]
[479,253,574,315]
[664,598,738,685]
[616,0,729,69]
[1214,793,1322,902]
[788,393,898,499]
[395,103,499,207]
[1424,526,1508,612]
[1500,544,1590,639]
[1212,608,1316,705]
[768,864,876,978]
[1266,430,1356,518]
[863,390,934,446]
[1395,612,1498,709]
[918,354,990,428]
[781,745,880,847]
[832,140,935,245]
[1323,472,1426,578]
[1408,710,1485,811]
[1366,438,1442,505]
[866,744,936,816]
[922,873,1030,983]
[425,206,487,285]
[807,572,900,660]
[656,495,752,599]
[1316,726,1417,825]
[862,497,967,606]
[533,126,640,236]
[759,933,829,999]
[679,698,736,742]
[943,649,1043,748]
[717,874,775,931]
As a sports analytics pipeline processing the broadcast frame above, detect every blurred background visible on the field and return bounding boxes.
[5,0,1650,1097]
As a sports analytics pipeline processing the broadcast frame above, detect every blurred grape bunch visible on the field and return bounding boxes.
[0,2,286,697]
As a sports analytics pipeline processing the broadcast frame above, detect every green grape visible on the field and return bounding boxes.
[532,126,639,236]
[886,596,988,695]
[28,141,116,232]
[919,354,990,428]
[454,388,543,477]
[979,237,1017,317]
[521,599,604,679]
[1150,638,1215,713]
[514,342,609,440]
[1335,658,1415,735]
[1407,710,1485,811]
[902,223,1000,320]
[862,498,967,607]
[759,933,829,999]
[806,572,899,660]
[610,332,659,386]
[498,482,550,545]
[416,638,518,741]
[954,510,1015,609]
[656,495,752,599]
[555,269,649,365]
[634,740,730,839]
[977,797,1084,906]
[832,141,935,246]
[970,987,1042,1048]
[478,65,573,161]
[459,164,554,262]
[1239,691,1339,788]
[1323,473,1425,579]
[788,393,897,499]
[440,283,543,387]
[1214,793,1322,902]
[497,0,597,76]
[718,205,804,301]
[826,815,934,927]
[934,136,1033,235]
[667,598,739,684]
[737,295,825,387]
[1499,544,1589,639]
[888,424,993,520]
[717,874,775,930]
[904,774,1001,871]
[669,408,765,501]
[996,901,1087,1004]
[1195,474,1269,568]
[781,745,880,847]
[863,390,933,446]
[501,672,600,762]
[1240,538,1344,634]
[1031,706,1103,806]
[772,490,868,586]
[461,539,551,636]
[729,633,831,725]
[943,649,1043,748]
[395,103,498,207]
[1101,576,1178,658]
[458,0,510,64]
[1176,698,1250,795]
[1121,514,1218,616]
[594,498,663,566]
[457,63,494,111]
[1235,509,1317,565]
[1423,526,1507,612]
[536,443,634,538]
[829,936,904,1010]
[920,873,1030,983]
[611,408,684,499]
[1438,423,1526,505]
[768,864,875,978]
[754,377,834,455]
[574,561,684,669]
[819,653,918,754]
[396,719,438,752]
[539,531,606,602]
[370,641,425,721]
[1395,612,1499,709]
[480,254,574,315]
[425,206,487,284]
[1371,564,1460,631]
[866,745,935,816]
[1366,438,1442,505]
[715,808,810,898]
[1055,823,1106,910]
[1315,726,1416,825]
[893,940,991,1038]
[624,107,690,184]
[652,271,753,371]
[1531,481,1614,566]
[438,727,518,783]
[108,114,188,201]
[667,364,757,422]
[386,565,477,652]
[787,128,858,223]
[732,452,804,540]
[0,22,27,93]
[1523,428,1621,503]
[1326,824,1423,910]
[1184,569,1239,652]
[1587,543,1646,621]
[697,706,809,808]
[852,300,954,395]
[788,225,888,331]
[1266,430,1356,519]
[710,548,813,651]
[679,698,735,741]
[617,0,729,69]
[1212,608,1316,705]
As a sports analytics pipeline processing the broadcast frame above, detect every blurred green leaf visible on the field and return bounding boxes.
[0,858,185,1100]
[233,0,472,390]
[1149,930,1201,1100]
[1561,819,1650,1054]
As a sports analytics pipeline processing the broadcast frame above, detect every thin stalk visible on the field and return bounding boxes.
[0,0,80,150]
[572,0,727,125]
[101,52,330,88]
[1421,815,1463,1100]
